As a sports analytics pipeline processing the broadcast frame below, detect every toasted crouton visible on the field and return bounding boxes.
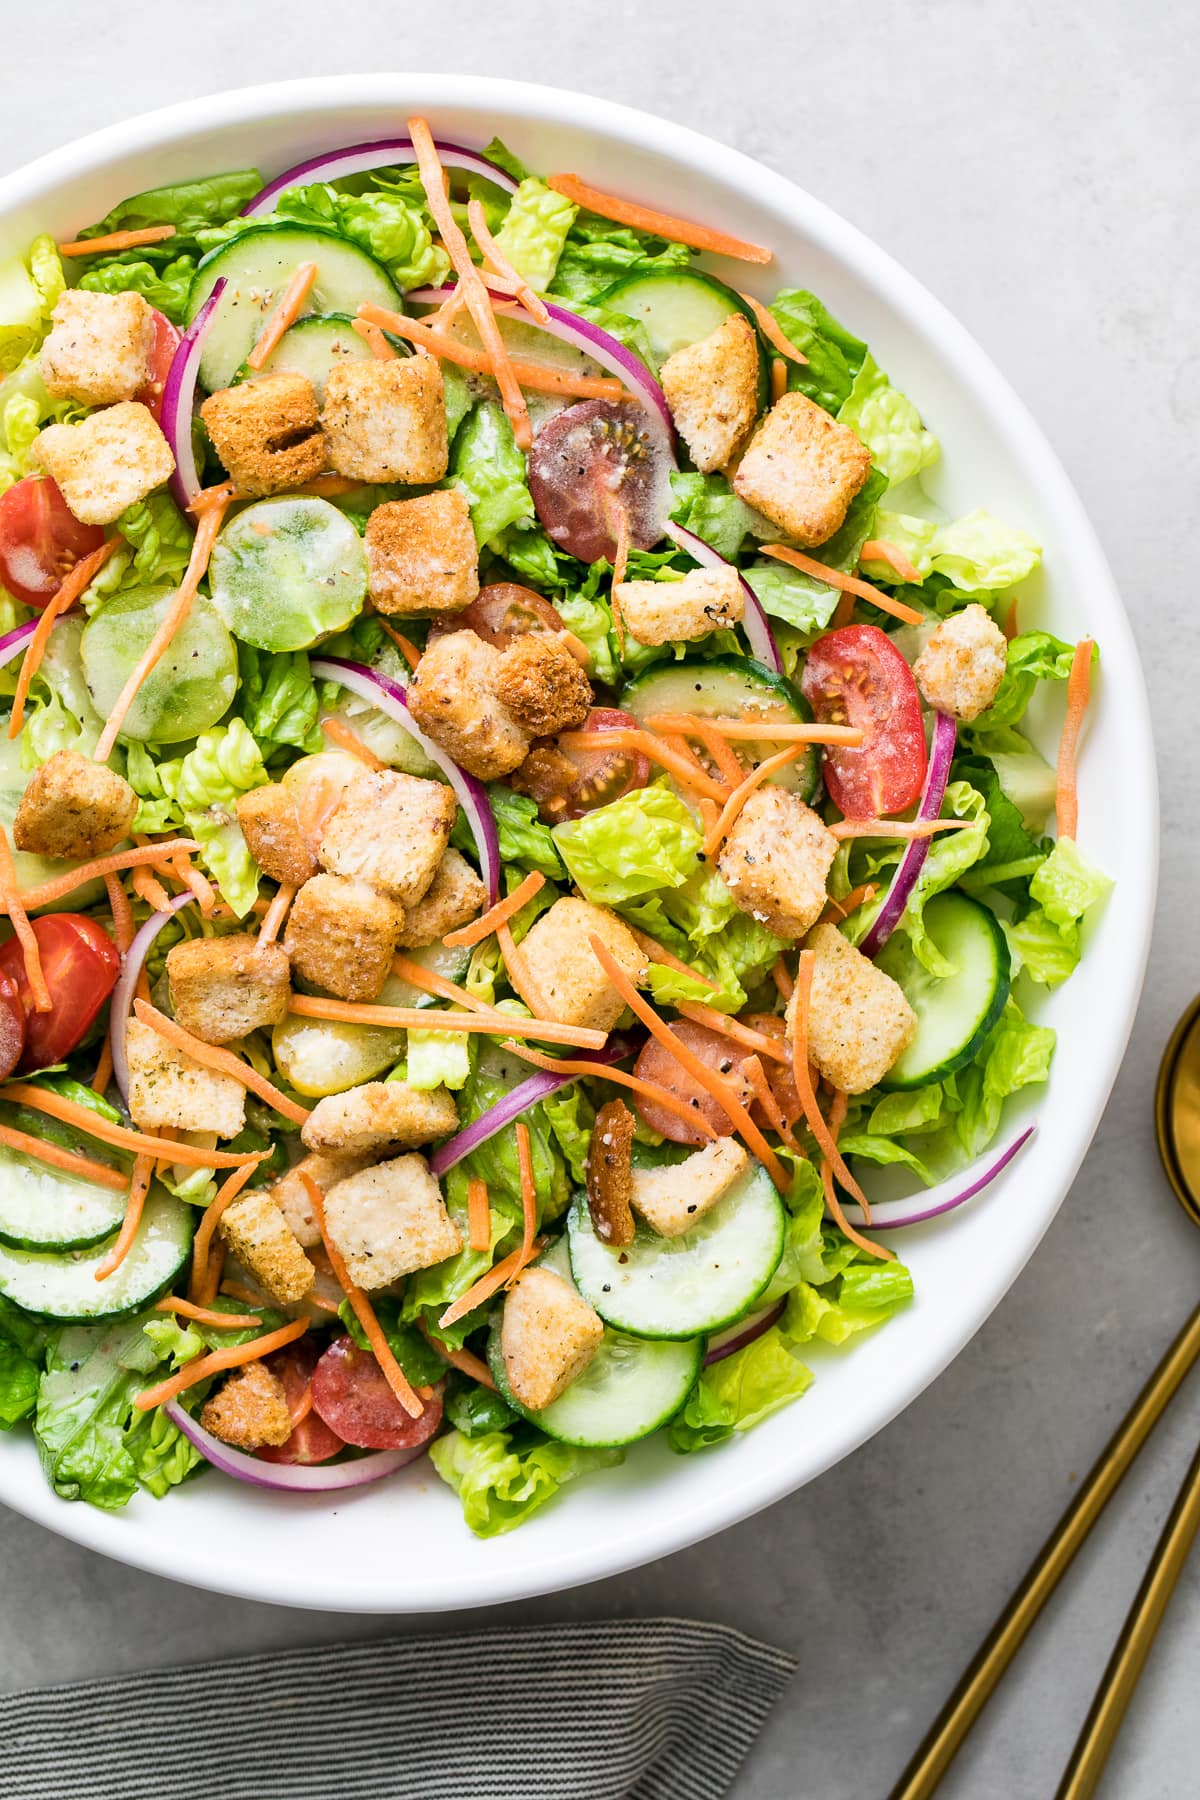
[365,489,479,616]
[300,1080,458,1158]
[200,1360,292,1450]
[125,1018,246,1137]
[406,629,530,781]
[630,1139,750,1238]
[200,372,326,497]
[518,898,648,1033]
[733,391,872,547]
[501,1266,604,1411]
[236,783,320,887]
[397,848,487,949]
[12,749,137,860]
[788,922,917,1094]
[323,1153,462,1289]
[39,290,155,407]
[322,357,448,484]
[495,635,593,735]
[284,874,404,1002]
[218,1187,315,1306]
[660,312,761,473]
[615,566,745,647]
[269,1151,373,1247]
[166,935,291,1046]
[34,401,174,526]
[717,787,837,940]
[913,603,1008,722]
[318,769,456,906]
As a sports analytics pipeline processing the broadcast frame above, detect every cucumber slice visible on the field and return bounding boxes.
[0,1190,192,1322]
[0,1148,127,1252]
[271,1013,406,1098]
[208,497,368,652]
[80,584,239,744]
[235,312,393,402]
[622,654,819,799]
[568,1161,785,1339]
[598,269,767,394]
[875,891,1012,1089]
[188,226,401,394]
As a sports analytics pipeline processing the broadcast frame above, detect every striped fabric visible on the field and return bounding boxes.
[2,1617,795,1800]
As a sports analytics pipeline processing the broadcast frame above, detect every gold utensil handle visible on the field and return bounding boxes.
[1054,1435,1200,1799]
[889,1300,1200,1800]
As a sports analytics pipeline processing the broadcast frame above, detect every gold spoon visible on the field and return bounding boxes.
[889,997,1200,1800]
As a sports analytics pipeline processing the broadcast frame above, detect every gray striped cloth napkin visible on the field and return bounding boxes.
[2,1617,795,1800]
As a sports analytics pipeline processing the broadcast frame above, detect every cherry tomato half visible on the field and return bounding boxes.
[632,1019,755,1146]
[0,972,27,1082]
[511,707,650,823]
[0,914,121,1072]
[436,582,569,650]
[311,1336,445,1452]
[528,398,671,564]
[256,1340,344,1466]
[742,1012,804,1132]
[800,623,927,818]
[0,477,105,610]
[135,309,182,424]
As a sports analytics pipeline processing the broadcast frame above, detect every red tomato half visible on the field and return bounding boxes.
[443,583,568,650]
[0,972,27,1081]
[311,1336,444,1451]
[135,309,182,424]
[528,398,670,564]
[256,1340,344,1466]
[800,623,927,818]
[0,914,121,1071]
[511,707,650,823]
[0,477,105,610]
[632,1019,755,1147]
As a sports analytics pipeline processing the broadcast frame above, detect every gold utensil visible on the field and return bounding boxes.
[889,997,1200,1800]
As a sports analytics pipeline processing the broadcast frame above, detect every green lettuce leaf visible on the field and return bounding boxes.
[118,493,193,585]
[485,788,565,879]
[35,1314,167,1509]
[0,1334,39,1428]
[492,180,577,290]
[553,786,701,904]
[972,632,1093,732]
[444,1375,517,1437]
[952,998,1055,1158]
[156,720,270,915]
[1028,837,1112,931]
[264,183,449,292]
[862,509,1040,596]
[77,171,262,250]
[541,1082,595,1187]
[784,1260,914,1346]
[669,470,771,559]
[77,256,198,324]
[768,289,868,414]
[0,236,65,373]
[453,401,535,547]
[430,1427,622,1536]
[549,213,692,308]
[237,645,324,754]
[837,354,939,485]
[668,1329,813,1452]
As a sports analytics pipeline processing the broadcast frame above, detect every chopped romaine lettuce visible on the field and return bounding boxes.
[430,1427,622,1536]
[492,179,577,290]
[453,401,536,547]
[837,354,939,485]
[553,786,702,904]
[768,289,868,414]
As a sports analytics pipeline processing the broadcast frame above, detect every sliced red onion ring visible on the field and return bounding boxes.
[164,1398,427,1492]
[664,520,783,674]
[0,619,38,668]
[860,711,957,958]
[310,657,501,904]
[161,277,227,510]
[243,139,519,217]
[704,1299,786,1366]
[849,1125,1036,1231]
[430,1036,639,1178]
[108,893,195,1106]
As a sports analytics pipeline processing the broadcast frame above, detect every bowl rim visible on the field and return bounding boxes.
[0,74,1157,1612]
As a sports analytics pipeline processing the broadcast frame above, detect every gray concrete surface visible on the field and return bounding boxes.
[0,5,1195,1795]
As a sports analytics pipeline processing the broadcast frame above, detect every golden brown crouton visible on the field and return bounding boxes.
[300,1079,458,1158]
[236,783,320,887]
[125,1018,246,1137]
[268,1151,373,1248]
[284,874,404,1002]
[913,603,1008,722]
[495,635,593,736]
[34,402,174,526]
[39,290,155,407]
[397,848,487,949]
[200,372,326,497]
[200,1360,292,1450]
[218,1187,315,1306]
[406,629,530,781]
[318,769,456,906]
[660,312,761,473]
[788,923,917,1095]
[518,898,648,1034]
[12,749,137,860]
[365,489,479,616]
[166,935,291,1046]
[630,1139,749,1238]
[734,392,872,547]
[322,357,448,484]
[501,1266,604,1411]
[323,1153,462,1289]
[615,567,745,647]
[717,787,837,940]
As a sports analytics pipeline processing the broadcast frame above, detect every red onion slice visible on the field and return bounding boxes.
[243,139,519,218]
[664,521,783,674]
[0,619,38,668]
[161,276,227,510]
[431,1036,638,1178]
[108,893,196,1106]
[164,1398,427,1492]
[850,1125,1036,1231]
[704,1299,786,1366]
[860,711,957,958]
[310,657,501,903]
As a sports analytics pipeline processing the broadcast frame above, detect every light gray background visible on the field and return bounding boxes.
[0,5,1194,1796]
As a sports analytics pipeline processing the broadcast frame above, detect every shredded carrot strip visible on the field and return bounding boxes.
[657,731,724,796]
[643,712,864,747]
[743,1054,800,1154]
[356,304,624,400]
[9,538,121,740]
[217,1279,269,1311]
[438,1238,547,1330]
[190,474,360,514]
[94,506,228,763]
[789,950,877,1226]
[0,838,198,913]
[443,871,545,948]
[684,719,747,789]
[0,828,50,1011]
[192,1240,226,1308]
[467,196,550,324]
[320,715,386,769]
[391,953,493,1015]
[514,1121,538,1279]
[258,882,296,948]
[548,174,771,264]
[420,1326,497,1391]
[670,1001,791,1065]
[189,1162,261,1302]
[1056,638,1094,842]
[770,357,788,404]
[1004,595,1020,643]
[93,1155,155,1279]
[556,729,729,803]
[760,545,925,626]
[820,1153,890,1262]
[103,871,135,953]
[287,993,608,1050]
[173,854,216,915]
[627,925,719,992]
[859,539,923,584]
[608,508,630,657]
[496,918,552,1021]
[703,745,810,857]
[91,1035,115,1098]
[698,797,719,836]
[349,317,399,360]
[467,1176,491,1253]
[1,1082,262,1170]
[832,591,858,629]
[378,622,423,670]
[131,864,173,912]
[830,817,973,841]
[502,1042,720,1139]
[0,1120,126,1188]
[772,956,794,1001]
[155,1295,260,1329]
[587,937,789,1190]
[734,289,809,362]
[133,1317,309,1412]
[416,285,472,333]
[246,261,318,370]
[302,1172,423,1418]
[820,882,879,924]
[131,1002,311,1126]
[59,224,176,257]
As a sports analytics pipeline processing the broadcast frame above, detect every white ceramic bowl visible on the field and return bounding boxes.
[0,75,1156,1612]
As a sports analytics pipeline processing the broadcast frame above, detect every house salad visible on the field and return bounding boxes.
[0,121,1109,1535]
